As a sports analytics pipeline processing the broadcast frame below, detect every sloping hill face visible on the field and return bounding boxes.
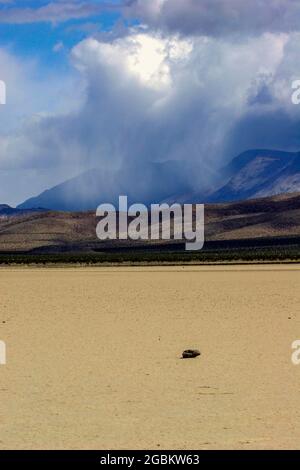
[204,192,300,241]
[0,211,97,252]
[2,192,300,252]
[18,161,192,211]
[17,169,115,212]
[207,149,300,202]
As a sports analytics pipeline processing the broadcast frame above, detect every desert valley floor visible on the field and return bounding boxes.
[0,265,300,449]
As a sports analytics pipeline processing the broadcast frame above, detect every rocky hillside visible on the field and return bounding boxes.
[206,149,300,202]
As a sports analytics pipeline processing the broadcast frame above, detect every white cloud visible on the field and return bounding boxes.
[72,33,193,90]
[0,29,299,205]
[0,47,82,133]
[0,1,104,24]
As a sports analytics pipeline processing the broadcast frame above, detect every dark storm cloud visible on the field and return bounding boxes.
[125,0,300,37]
[225,109,300,160]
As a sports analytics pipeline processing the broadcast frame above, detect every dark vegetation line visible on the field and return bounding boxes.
[0,246,300,265]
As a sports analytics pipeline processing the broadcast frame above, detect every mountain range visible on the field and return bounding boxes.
[0,204,45,216]
[15,148,300,211]
[205,149,300,203]
[18,161,191,211]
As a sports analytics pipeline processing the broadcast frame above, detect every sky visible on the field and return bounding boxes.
[1,0,300,205]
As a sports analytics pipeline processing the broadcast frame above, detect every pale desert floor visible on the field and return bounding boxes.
[0,265,300,450]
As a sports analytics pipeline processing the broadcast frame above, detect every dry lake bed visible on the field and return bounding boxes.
[0,265,300,449]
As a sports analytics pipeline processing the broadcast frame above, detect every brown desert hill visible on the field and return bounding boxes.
[205,191,300,241]
[0,210,96,252]
[1,192,300,252]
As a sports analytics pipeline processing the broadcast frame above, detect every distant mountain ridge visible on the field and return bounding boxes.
[0,204,13,214]
[205,149,300,203]
[18,161,191,211]
[0,205,45,216]
[16,149,300,211]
